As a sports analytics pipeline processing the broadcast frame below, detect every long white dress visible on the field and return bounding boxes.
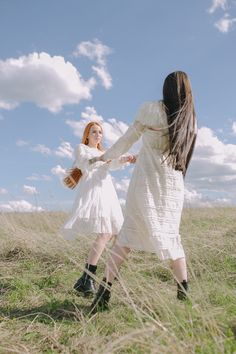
[62,144,124,240]
[102,101,185,261]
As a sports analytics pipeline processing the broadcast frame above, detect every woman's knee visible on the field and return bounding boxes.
[96,233,112,243]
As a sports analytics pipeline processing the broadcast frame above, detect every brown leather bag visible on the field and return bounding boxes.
[63,167,82,189]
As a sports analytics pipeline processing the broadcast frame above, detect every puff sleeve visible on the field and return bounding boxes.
[101,107,146,161]
[74,144,106,173]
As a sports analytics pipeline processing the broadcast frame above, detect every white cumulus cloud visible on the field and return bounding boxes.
[81,106,103,122]
[184,186,232,207]
[66,106,129,148]
[232,121,236,135]
[0,188,8,194]
[0,200,43,212]
[184,187,203,204]
[0,52,96,113]
[103,118,129,147]
[215,13,236,32]
[119,198,126,206]
[114,177,131,193]
[186,126,236,204]
[65,119,86,141]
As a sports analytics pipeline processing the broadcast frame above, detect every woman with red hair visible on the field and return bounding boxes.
[62,121,135,296]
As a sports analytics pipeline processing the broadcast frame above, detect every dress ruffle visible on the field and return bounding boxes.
[61,144,124,240]
[63,216,122,240]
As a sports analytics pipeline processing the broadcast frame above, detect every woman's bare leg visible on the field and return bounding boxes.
[104,243,131,283]
[171,257,187,283]
[87,233,112,265]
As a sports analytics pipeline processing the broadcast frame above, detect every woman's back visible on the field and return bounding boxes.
[135,100,169,153]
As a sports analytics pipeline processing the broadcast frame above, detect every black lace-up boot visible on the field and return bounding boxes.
[177,280,188,300]
[73,263,97,297]
[90,278,112,313]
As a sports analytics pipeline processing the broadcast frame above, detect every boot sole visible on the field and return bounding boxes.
[74,289,96,298]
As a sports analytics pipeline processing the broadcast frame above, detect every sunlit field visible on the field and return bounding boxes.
[0,208,236,353]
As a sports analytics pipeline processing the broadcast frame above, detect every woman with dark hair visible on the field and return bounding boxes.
[62,121,135,297]
[89,71,197,311]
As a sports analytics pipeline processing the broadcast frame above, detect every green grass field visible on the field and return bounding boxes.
[0,208,236,353]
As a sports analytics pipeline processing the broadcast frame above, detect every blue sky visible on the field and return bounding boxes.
[0,0,236,211]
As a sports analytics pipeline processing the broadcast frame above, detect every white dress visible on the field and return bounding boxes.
[62,144,124,240]
[102,101,185,261]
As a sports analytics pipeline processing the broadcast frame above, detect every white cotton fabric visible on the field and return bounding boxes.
[102,101,185,261]
[62,144,124,240]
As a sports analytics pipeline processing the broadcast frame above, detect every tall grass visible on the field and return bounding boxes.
[0,208,236,353]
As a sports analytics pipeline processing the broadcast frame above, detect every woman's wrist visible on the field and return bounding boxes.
[89,155,105,165]
[89,157,99,164]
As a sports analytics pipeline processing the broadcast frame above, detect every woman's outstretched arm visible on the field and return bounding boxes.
[90,121,144,164]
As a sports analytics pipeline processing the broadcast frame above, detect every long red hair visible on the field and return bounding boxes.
[81,121,104,151]
[63,121,104,189]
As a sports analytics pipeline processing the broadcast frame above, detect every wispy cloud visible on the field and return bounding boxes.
[32,144,52,155]
[54,142,74,159]
[31,142,74,159]
[207,0,236,33]
[0,52,96,113]
[51,165,66,179]
[73,39,112,66]
[16,139,30,146]
[73,39,113,90]
[23,185,38,195]
[92,65,112,89]
[26,173,52,181]
[208,0,227,14]
[103,119,129,147]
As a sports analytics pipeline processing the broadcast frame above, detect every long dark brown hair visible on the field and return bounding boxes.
[162,71,197,176]
[63,122,103,189]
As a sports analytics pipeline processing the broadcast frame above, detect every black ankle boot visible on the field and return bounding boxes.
[74,264,97,297]
[90,278,112,313]
[177,280,188,300]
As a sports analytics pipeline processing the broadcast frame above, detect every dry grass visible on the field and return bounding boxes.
[0,208,236,353]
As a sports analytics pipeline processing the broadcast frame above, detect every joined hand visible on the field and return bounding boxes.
[120,155,137,164]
